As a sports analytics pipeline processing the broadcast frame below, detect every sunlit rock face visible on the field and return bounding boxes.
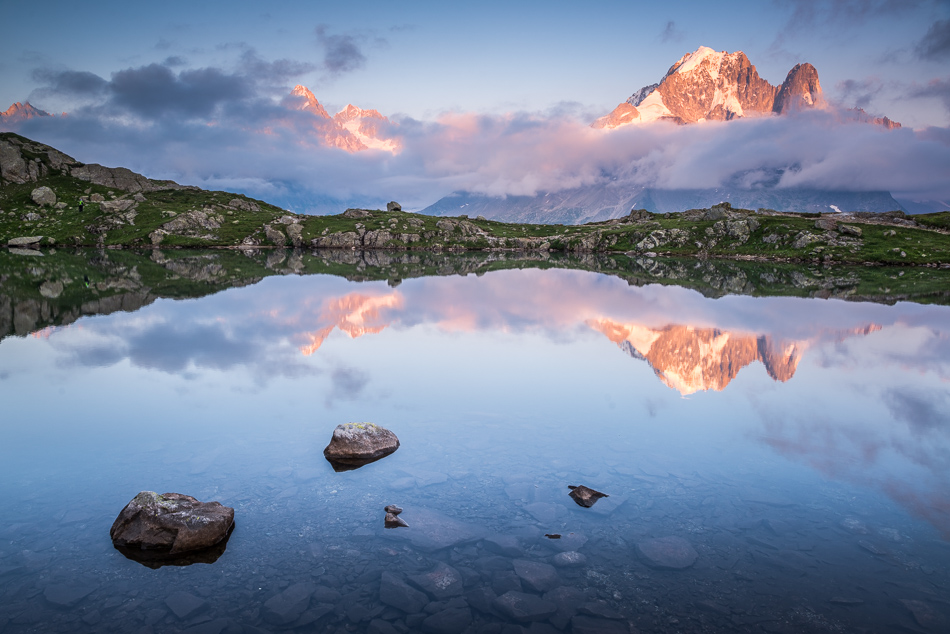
[772,63,824,114]
[300,292,403,355]
[288,85,400,153]
[0,102,50,126]
[593,46,893,129]
[588,319,881,395]
[589,319,801,394]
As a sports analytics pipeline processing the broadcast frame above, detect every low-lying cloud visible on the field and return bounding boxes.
[8,53,950,212]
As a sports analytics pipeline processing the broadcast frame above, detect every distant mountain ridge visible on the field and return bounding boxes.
[422,188,906,224]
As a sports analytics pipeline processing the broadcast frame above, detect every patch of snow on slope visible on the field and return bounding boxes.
[635,90,673,123]
[674,46,723,77]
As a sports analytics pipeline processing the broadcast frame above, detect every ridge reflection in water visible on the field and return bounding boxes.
[1,264,949,633]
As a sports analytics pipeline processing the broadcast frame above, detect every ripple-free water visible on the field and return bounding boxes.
[1,259,948,633]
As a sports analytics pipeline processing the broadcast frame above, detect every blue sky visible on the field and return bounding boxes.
[4,0,947,124]
[1,0,948,211]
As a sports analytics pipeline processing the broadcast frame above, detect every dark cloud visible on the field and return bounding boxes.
[109,64,249,118]
[316,25,366,74]
[238,50,316,85]
[916,19,950,61]
[777,0,923,31]
[31,69,108,96]
[910,77,950,114]
[660,21,683,43]
[883,387,948,434]
[30,49,313,122]
[327,366,370,405]
[836,77,883,109]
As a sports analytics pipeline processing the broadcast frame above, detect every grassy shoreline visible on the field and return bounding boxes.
[2,131,949,268]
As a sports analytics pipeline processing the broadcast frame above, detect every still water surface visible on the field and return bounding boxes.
[1,252,948,633]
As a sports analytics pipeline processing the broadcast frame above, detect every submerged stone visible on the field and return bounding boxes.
[493,591,557,622]
[323,422,400,471]
[636,536,698,570]
[382,507,485,552]
[110,491,235,563]
[567,485,609,508]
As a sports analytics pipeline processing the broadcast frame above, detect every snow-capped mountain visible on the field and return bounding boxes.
[289,85,399,153]
[592,46,897,129]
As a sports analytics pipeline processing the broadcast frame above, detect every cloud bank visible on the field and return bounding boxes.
[6,54,950,212]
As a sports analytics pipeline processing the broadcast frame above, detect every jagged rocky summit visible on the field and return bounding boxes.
[593,46,899,129]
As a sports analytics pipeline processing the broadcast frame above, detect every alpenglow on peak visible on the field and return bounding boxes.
[592,46,834,128]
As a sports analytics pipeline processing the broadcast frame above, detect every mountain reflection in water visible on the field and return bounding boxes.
[1,249,949,632]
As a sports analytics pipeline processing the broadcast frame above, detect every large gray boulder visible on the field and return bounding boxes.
[31,186,56,207]
[323,422,399,471]
[110,491,234,555]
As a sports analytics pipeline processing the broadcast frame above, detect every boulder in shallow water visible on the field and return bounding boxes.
[110,491,234,557]
[324,422,400,471]
[567,485,608,508]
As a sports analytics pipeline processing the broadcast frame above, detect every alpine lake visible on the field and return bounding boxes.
[1,247,949,634]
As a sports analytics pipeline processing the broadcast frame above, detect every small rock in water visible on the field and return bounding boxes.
[110,491,234,563]
[568,485,609,508]
[384,504,408,528]
[323,422,400,471]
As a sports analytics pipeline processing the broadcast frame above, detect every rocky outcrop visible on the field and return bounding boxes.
[71,163,185,193]
[323,422,400,471]
[110,491,234,555]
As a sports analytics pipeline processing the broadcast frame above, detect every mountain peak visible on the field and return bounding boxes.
[593,48,893,129]
[0,101,51,123]
[287,88,399,154]
[290,85,330,119]
[773,63,824,114]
